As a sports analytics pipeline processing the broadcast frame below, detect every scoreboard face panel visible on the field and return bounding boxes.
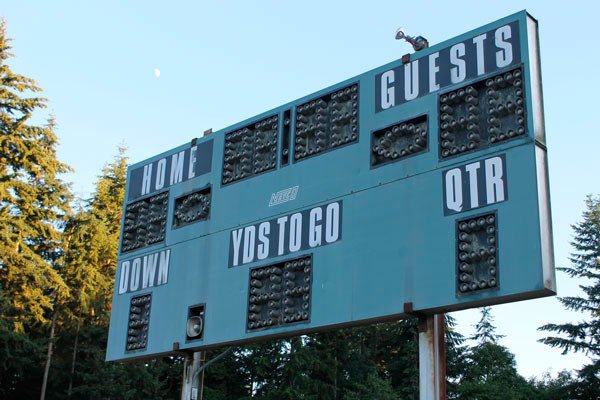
[107,11,554,361]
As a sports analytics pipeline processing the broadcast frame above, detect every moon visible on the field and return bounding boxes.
[154,68,161,78]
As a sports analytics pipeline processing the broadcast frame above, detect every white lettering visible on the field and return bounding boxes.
[130,258,141,292]
[231,229,243,267]
[257,222,270,260]
[429,52,440,92]
[445,169,463,212]
[404,60,419,101]
[381,70,395,109]
[155,158,167,190]
[325,203,340,243]
[243,226,256,264]
[118,250,171,294]
[141,164,152,196]
[157,250,170,285]
[188,146,197,179]
[119,261,130,294]
[290,186,298,200]
[269,193,278,206]
[473,33,487,75]
[465,162,481,208]
[277,216,288,255]
[142,253,158,289]
[450,43,466,84]
[289,213,302,252]
[495,25,513,68]
[170,151,185,185]
[308,207,322,247]
[485,157,505,204]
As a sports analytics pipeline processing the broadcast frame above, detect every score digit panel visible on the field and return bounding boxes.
[107,11,554,361]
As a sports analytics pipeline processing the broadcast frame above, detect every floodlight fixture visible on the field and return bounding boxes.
[395,27,429,51]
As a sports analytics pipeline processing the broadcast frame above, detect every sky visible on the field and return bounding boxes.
[3,1,599,379]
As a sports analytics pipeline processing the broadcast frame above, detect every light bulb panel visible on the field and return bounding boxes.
[247,255,312,331]
[371,114,428,167]
[221,114,279,185]
[294,83,359,161]
[173,186,211,228]
[456,212,499,295]
[121,191,168,253]
[126,294,151,351]
[439,66,526,159]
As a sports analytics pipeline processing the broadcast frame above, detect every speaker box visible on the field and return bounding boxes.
[186,304,205,341]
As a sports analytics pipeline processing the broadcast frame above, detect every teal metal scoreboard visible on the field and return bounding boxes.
[107,11,554,361]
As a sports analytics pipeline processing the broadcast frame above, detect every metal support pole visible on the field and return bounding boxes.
[418,314,446,400]
[181,351,202,400]
[198,351,206,400]
[181,347,233,400]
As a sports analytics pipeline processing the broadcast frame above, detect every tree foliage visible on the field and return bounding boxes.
[539,195,600,398]
[0,18,72,333]
[471,306,505,346]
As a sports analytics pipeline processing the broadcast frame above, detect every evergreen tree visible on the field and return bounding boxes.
[457,342,534,400]
[0,18,73,400]
[60,147,128,329]
[446,314,468,399]
[471,306,505,346]
[0,288,44,399]
[528,370,576,400]
[226,322,417,400]
[89,144,128,236]
[0,18,72,333]
[457,306,534,399]
[37,152,125,400]
[53,149,183,399]
[539,195,600,398]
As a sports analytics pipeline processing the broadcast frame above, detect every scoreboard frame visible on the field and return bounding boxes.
[107,10,554,362]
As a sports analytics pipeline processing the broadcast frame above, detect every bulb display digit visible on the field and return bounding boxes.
[222,114,279,185]
[439,67,526,159]
[456,212,499,294]
[371,115,428,166]
[126,294,151,351]
[173,187,211,228]
[294,83,359,161]
[121,191,168,252]
[247,255,312,331]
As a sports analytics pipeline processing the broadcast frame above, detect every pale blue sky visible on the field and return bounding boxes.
[4,1,599,378]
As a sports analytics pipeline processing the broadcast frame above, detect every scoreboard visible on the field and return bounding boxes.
[107,11,554,361]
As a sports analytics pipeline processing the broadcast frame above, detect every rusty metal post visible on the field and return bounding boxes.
[181,346,232,399]
[198,351,206,400]
[181,351,202,400]
[418,314,446,400]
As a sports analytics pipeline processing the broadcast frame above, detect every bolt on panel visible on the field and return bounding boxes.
[371,114,428,167]
[173,186,211,228]
[294,83,359,161]
[456,212,498,294]
[247,254,312,331]
[121,191,168,253]
[439,67,526,159]
[222,114,279,185]
[126,294,152,351]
